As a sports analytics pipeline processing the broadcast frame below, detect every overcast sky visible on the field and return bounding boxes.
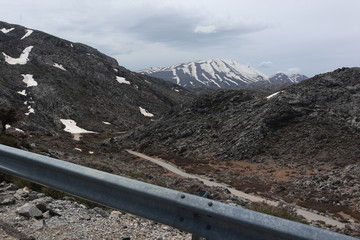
[1,0,359,77]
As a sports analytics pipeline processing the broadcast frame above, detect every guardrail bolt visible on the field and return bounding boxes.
[208,202,213,206]
[181,194,185,199]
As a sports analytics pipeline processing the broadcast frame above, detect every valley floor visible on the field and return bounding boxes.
[1,132,360,238]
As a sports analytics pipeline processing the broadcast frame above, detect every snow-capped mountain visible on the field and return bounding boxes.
[269,73,308,83]
[139,59,269,89]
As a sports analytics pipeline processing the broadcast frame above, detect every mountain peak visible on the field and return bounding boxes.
[139,59,269,89]
[269,72,308,84]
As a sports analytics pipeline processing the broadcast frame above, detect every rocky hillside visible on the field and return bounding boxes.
[139,59,269,89]
[117,67,360,166]
[0,21,193,136]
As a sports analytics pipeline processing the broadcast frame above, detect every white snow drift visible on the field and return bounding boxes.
[53,63,66,71]
[116,76,130,85]
[1,27,14,33]
[2,46,33,65]
[17,90,27,96]
[139,107,154,117]
[60,119,96,134]
[21,74,38,87]
[21,29,33,40]
[266,91,284,100]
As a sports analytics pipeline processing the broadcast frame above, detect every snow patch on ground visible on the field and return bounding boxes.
[116,76,130,85]
[102,121,111,125]
[60,119,97,134]
[1,27,14,33]
[5,125,24,133]
[22,74,37,87]
[89,151,94,154]
[25,107,35,116]
[74,148,82,152]
[139,107,154,117]
[17,90,27,96]
[21,29,33,40]
[2,46,33,65]
[266,91,284,100]
[53,63,66,71]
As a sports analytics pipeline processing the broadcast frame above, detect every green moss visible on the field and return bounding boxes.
[0,135,18,147]
[248,202,308,224]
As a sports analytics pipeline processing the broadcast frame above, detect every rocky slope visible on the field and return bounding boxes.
[110,67,360,229]
[117,67,360,165]
[0,21,193,137]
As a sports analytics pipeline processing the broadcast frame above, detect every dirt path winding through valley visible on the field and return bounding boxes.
[126,150,345,228]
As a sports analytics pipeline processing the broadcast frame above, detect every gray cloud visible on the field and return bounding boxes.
[1,0,359,76]
[126,9,267,48]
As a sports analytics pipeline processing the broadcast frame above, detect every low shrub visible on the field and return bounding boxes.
[0,135,18,147]
[248,202,307,224]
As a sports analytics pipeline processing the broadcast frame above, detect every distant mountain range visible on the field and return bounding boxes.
[139,59,308,89]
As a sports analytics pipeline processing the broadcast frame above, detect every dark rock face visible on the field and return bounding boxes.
[118,67,360,165]
[0,21,192,136]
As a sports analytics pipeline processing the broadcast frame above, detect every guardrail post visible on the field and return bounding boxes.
[192,189,209,240]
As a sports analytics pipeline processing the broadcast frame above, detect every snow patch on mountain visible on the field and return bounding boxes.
[2,46,33,65]
[21,29,33,40]
[60,119,97,134]
[116,76,130,85]
[139,107,154,117]
[266,91,284,99]
[17,90,27,96]
[53,63,66,71]
[22,74,37,87]
[1,27,14,33]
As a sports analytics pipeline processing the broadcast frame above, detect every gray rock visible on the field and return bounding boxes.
[5,183,18,191]
[43,211,51,219]
[17,203,43,218]
[14,187,30,200]
[32,219,46,230]
[0,196,16,205]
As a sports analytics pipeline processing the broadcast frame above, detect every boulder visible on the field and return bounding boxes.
[17,203,43,218]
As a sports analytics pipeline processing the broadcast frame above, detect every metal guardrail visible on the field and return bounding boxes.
[0,144,357,240]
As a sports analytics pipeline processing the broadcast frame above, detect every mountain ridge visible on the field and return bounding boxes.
[0,20,193,136]
[139,59,308,89]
